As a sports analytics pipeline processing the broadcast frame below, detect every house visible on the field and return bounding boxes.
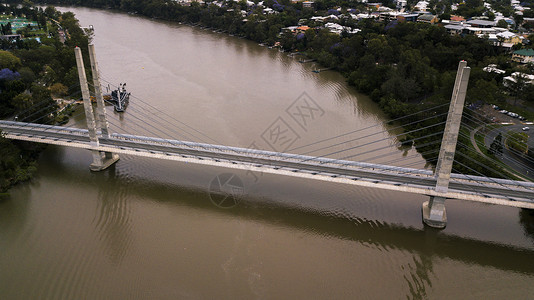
[444,24,465,35]
[302,1,314,8]
[379,12,403,22]
[483,64,506,74]
[464,27,497,35]
[450,15,465,22]
[366,2,382,10]
[466,19,495,28]
[496,31,522,46]
[281,26,298,34]
[503,72,534,87]
[417,14,438,24]
[296,26,310,33]
[414,1,429,11]
[397,13,419,22]
[395,0,407,9]
[524,17,534,26]
[311,16,327,22]
[512,48,534,63]
[324,23,360,35]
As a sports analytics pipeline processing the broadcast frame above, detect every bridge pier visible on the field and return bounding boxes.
[75,46,119,171]
[422,196,447,229]
[423,61,470,229]
[90,151,120,171]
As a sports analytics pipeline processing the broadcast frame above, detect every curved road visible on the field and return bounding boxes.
[482,124,534,180]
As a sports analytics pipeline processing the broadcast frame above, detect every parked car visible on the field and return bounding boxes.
[522,127,530,131]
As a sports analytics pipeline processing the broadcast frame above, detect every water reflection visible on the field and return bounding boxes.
[520,208,534,242]
[0,186,31,250]
[49,159,534,277]
[93,165,133,265]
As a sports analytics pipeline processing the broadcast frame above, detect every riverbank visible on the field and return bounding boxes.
[0,5,90,192]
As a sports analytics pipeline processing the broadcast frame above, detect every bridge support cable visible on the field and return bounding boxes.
[454,138,528,182]
[91,77,272,168]
[294,118,446,160]
[454,140,534,192]
[102,109,206,158]
[457,127,534,178]
[462,108,534,167]
[277,130,444,183]
[7,90,82,129]
[92,78,254,164]
[356,145,439,166]
[452,151,534,199]
[238,112,446,178]
[450,163,534,205]
[88,45,110,139]
[75,47,119,171]
[94,91,244,163]
[88,47,243,167]
[265,121,445,176]
[97,75,223,146]
[96,96,262,165]
[377,147,440,168]
[458,118,534,174]
[423,61,470,229]
[98,65,449,177]
[286,104,449,153]
[336,131,443,163]
[100,68,447,170]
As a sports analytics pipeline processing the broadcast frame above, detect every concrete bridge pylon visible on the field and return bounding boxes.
[423,61,471,229]
[74,46,119,171]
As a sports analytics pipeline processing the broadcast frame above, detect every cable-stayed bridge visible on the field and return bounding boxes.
[2,47,534,228]
[2,119,534,206]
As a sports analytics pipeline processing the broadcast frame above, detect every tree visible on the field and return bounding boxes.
[0,22,12,35]
[506,73,529,104]
[0,50,21,70]
[497,19,509,28]
[49,82,67,97]
[514,14,524,30]
[490,132,503,156]
[10,93,33,111]
[507,131,529,154]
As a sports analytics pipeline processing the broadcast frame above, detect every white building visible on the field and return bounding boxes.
[414,1,429,11]
[503,72,534,87]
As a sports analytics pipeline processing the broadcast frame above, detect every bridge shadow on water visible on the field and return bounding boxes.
[10,146,532,298]
[55,159,533,275]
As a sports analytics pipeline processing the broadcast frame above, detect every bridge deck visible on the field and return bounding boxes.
[2,120,534,209]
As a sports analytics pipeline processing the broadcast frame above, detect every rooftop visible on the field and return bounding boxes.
[418,14,437,21]
[467,19,496,27]
[514,48,534,56]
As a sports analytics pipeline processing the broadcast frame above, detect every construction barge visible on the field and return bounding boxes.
[104,83,130,112]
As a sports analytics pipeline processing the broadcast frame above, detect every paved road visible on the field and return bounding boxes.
[484,124,534,180]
